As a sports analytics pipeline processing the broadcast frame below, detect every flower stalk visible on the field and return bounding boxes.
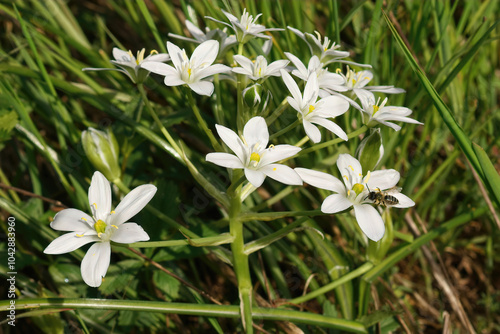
[186,89,222,151]
[228,171,253,333]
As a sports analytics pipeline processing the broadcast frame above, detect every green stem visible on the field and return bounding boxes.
[239,209,323,222]
[0,299,367,333]
[115,234,234,248]
[138,84,182,156]
[228,173,253,333]
[269,119,300,140]
[297,125,368,157]
[186,89,222,151]
[289,262,374,305]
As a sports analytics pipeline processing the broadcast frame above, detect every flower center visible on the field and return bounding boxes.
[352,183,365,196]
[250,152,261,167]
[372,105,380,115]
[308,105,315,114]
[94,219,107,236]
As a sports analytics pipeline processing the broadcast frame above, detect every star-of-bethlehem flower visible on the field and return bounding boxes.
[232,55,289,81]
[285,52,347,97]
[141,40,231,96]
[44,172,157,287]
[287,26,371,67]
[168,20,237,56]
[281,70,349,143]
[207,9,284,45]
[206,116,302,188]
[296,154,414,241]
[356,89,423,131]
[340,67,405,101]
[83,48,170,84]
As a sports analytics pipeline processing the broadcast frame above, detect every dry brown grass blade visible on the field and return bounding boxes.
[405,212,476,333]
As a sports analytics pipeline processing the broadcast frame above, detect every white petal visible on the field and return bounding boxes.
[309,117,348,141]
[215,124,247,162]
[191,40,219,68]
[391,193,415,208]
[185,20,206,40]
[81,242,111,287]
[232,67,252,76]
[378,106,412,117]
[321,194,352,213]
[303,120,321,143]
[295,168,346,194]
[141,62,177,76]
[50,208,94,231]
[188,81,214,96]
[244,168,266,188]
[303,74,319,104]
[110,223,150,243]
[206,152,244,169]
[144,53,170,62]
[376,114,423,125]
[259,145,301,165]
[108,184,157,226]
[315,96,350,117]
[112,48,131,62]
[260,164,302,186]
[355,89,376,111]
[233,55,254,72]
[366,170,400,190]
[281,69,302,104]
[377,120,402,131]
[265,59,289,76]
[88,171,111,221]
[353,204,385,241]
[196,64,231,79]
[337,154,363,180]
[286,96,301,113]
[366,86,405,94]
[243,116,269,148]
[44,233,98,254]
[164,73,186,86]
[166,42,184,70]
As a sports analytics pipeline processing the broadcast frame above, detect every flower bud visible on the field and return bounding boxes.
[243,83,262,107]
[355,128,384,172]
[82,128,121,182]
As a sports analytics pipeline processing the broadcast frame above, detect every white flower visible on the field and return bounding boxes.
[340,67,405,101]
[168,20,237,56]
[232,55,289,81]
[285,52,347,97]
[83,48,170,84]
[207,9,284,45]
[141,40,231,96]
[281,70,349,143]
[287,27,371,67]
[206,116,302,188]
[357,89,423,131]
[44,172,156,287]
[296,154,414,241]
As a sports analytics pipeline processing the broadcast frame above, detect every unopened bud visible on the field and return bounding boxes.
[243,83,262,107]
[356,128,384,172]
[81,128,121,181]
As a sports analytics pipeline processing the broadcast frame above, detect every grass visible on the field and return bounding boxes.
[0,0,499,333]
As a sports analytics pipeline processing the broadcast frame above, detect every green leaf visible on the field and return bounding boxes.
[473,143,500,207]
[358,306,400,328]
[153,269,181,301]
[0,110,18,142]
[99,260,143,296]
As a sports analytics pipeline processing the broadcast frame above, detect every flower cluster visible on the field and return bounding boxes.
[66,8,423,289]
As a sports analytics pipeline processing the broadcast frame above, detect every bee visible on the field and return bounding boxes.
[365,185,401,206]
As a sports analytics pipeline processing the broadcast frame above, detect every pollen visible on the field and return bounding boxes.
[273,167,277,171]
[111,225,118,229]
[94,219,107,235]
[150,49,158,55]
[336,68,342,74]
[348,165,354,171]
[76,233,84,237]
[250,152,261,166]
[187,68,192,77]
[81,217,87,221]
[308,105,315,114]
[343,175,349,181]
[352,183,365,196]
[110,211,115,214]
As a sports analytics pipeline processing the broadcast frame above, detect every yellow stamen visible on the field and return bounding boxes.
[250,152,261,165]
[269,144,275,149]
[110,211,115,214]
[352,183,365,196]
[352,79,357,84]
[76,233,84,237]
[348,165,354,171]
[372,105,380,115]
[111,225,118,229]
[97,233,102,238]
[127,50,134,59]
[364,171,371,183]
[364,77,370,80]
[336,68,341,74]
[258,67,262,76]
[343,175,349,181]
[150,49,158,55]
[273,167,277,171]
[324,47,328,51]
[347,190,351,196]
[81,217,87,221]
[187,68,192,77]
[93,203,97,209]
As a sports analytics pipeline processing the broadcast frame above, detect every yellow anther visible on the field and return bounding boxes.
[187,68,192,77]
[127,50,134,59]
[352,183,365,196]
[364,171,371,183]
[258,67,262,76]
[269,144,275,149]
[364,77,370,80]
[348,165,354,171]
[76,233,84,237]
[352,79,357,84]
[324,47,328,51]
[150,49,158,55]
[81,217,87,221]
[347,189,351,196]
[110,211,115,214]
[93,203,97,209]
[372,105,380,115]
[343,175,349,181]
[97,233,102,238]
[273,167,277,171]
[308,105,315,114]
[336,68,341,74]
[111,225,118,229]
[359,173,362,177]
